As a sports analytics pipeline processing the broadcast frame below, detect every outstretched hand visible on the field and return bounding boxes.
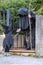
[16,28,21,33]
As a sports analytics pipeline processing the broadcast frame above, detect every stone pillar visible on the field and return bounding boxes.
[6,9,11,27]
[35,15,43,56]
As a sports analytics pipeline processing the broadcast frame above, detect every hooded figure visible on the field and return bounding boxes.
[18,8,29,30]
[3,30,13,52]
[18,8,35,49]
[1,24,14,52]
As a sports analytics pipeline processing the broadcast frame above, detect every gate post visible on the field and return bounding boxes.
[35,15,43,56]
[6,9,12,27]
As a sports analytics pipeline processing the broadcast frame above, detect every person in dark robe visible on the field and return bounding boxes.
[0,24,14,54]
[18,8,35,50]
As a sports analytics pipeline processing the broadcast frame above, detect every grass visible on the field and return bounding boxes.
[10,52,43,58]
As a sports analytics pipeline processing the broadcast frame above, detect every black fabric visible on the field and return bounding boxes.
[19,16,29,30]
[5,45,9,52]
[18,8,28,16]
[0,24,11,34]
[3,31,14,52]
[18,8,35,30]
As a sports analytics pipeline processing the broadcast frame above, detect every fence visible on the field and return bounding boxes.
[13,34,25,48]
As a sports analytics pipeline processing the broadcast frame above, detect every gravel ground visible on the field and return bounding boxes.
[0,54,43,65]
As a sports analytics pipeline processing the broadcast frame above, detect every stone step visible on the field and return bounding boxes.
[9,49,35,53]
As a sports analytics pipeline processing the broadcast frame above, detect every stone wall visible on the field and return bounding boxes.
[35,15,43,56]
[0,35,5,52]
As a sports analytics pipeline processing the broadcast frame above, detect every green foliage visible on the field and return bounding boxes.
[0,20,4,33]
[0,0,43,33]
[0,0,43,17]
[0,0,43,13]
[29,0,43,15]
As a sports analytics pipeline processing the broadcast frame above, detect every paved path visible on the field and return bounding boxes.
[0,54,43,65]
